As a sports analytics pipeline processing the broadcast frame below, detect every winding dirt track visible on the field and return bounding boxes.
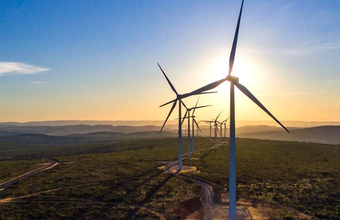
[0,159,167,219]
[0,143,218,220]
[180,175,215,220]
[0,159,58,191]
[165,144,220,220]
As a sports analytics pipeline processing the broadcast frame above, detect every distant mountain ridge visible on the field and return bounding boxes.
[0,120,177,127]
[0,124,165,136]
[0,123,339,145]
[237,125,340,145]
[0,131,176,145]
[1,120,339,127]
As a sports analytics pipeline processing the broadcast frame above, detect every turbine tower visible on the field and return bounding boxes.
[182,98,211,155]
[191,112,203,154]
[196,120,202,137]
[158,63,214,171]
[184,0,289,219]
[181,100,211,158]
[217,121,223,145]
[222,119,229,142]
[204,120,214,137]
[213,111,222,148]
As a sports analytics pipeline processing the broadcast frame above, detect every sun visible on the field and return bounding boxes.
[207,55,257,91]
[232,59,255,86]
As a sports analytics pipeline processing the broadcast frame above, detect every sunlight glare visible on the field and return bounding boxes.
[232,58,256,86]
[206,55,258,95]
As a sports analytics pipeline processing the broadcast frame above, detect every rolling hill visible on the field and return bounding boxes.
[237,125,340,145]
[0,131,177,146]
[0,124,165,136]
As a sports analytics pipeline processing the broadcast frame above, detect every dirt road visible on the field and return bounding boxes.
[0,159,58,191]
[182,175,215,220]
[162,156,215,220]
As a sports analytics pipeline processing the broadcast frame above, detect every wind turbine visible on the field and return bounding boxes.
[213,111,222,148]
[219,121,223,145]
[222,118,229,142]
[203,120,214,137]
[186,99,210,154]
[184,0,289,219]
[181,100,211,158]
[219,118,229,143]
[158,63,214,171]
[196,120,202,137]
[191,112,203,154]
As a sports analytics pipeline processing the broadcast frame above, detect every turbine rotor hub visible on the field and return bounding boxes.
[226,75,239,84]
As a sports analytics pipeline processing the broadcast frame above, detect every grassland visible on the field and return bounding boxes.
[0,138,210,219]
[0,137,339,219]
[0,159,45,184]
[183,138,340,220]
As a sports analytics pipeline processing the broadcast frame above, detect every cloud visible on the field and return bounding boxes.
[33,81,48,84]
[283,43,340,55]
[0,62,49,76]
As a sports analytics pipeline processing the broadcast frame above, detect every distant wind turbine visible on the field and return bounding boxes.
[182,98,211,157]
[196,120,202,137]
[184,0,289,219]
[158,63,215,171]
[218,118,229,144]
[203,120,214,137]
[213,111,222,148]
[222,119,229,142]
[191,110,203,154]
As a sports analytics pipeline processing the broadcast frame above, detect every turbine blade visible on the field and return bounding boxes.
[184,78,226,97]
[201,91,218,94]
[181,100,188,110]
[192,98,200,115]
[194,119,202,133]
[228,0,244,76]
[216,110,223,121]
[157,63,178,95]
[193,105,212,111]
[159,101,177,133]
[181,110,188,126]
[217,125,222,135]
[235,82,289,133]
[160,98,176,108]
[222,118,229,123]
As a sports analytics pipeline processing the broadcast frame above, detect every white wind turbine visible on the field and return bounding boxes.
[191,110,204,154]
[213,111,222,148]
[218,118,229,144]
[158,63,214,170]
[181,98,211,157]
[222,118,229,142]
[184,0,289,219]
[203,120,214,138]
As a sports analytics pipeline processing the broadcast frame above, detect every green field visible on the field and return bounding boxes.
[0,138,209,219]
[0,137,339,220]
[184,138,340,220]
[0,159,45,184]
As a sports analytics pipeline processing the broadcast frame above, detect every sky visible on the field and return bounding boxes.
[0,0,339,123]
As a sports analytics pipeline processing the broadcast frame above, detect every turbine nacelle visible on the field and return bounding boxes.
[226,75,239,84]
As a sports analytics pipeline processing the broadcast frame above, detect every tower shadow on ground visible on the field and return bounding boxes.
[125,170,180,220]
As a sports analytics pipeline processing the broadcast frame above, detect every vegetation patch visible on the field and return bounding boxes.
[184,138,340,220]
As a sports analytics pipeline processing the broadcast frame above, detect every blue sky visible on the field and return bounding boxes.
[0,0,339,122]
